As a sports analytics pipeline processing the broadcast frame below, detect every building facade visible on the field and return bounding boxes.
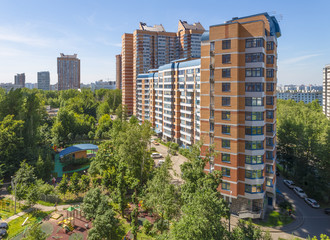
[57,53,80,90]
[121,21,204,115]
[200,13,280,218]
[116,54,122,89]
[323,65,330,118]
[38,71,50,91]
[277,90,322,105]
[136,59,201,148]
[14,73,25,88]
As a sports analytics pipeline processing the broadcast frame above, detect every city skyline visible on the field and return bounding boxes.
[0,0,329,85]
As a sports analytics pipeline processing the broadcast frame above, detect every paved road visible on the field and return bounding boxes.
[151,140,188,184]
[277,176,330,238]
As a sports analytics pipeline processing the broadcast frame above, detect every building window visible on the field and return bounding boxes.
[245,83,263,92]
[245,53,264,63]
[246,68,264,77]
[245,141,264,150]
[222,83,231,92]
[245,155,263,164]
[267,41,274,50]
[266,164,273,173]
[266,124,273,133]
[245,97,263,106]
[266,83,274,91]
[222,69,231,78]
[266,151,273,160]
[245,184,263,193]
[245,38,264,48]
[267,55,274,64]
[222,153,230,163]
[222,40,231,49]
[266,96,274,105]
[222,125,231,134]
[222,111,230,120]
[222,54,231,64]
[245,126,263,135]
[266,69,274,78]
[222,97,231,106]
[222,167,231,177]
[245,170,263,179]
[210,122,214,132]
[222,182,230,190]
[266,178,273,187]
[266,137,274,147]
[245,112,264,121]
[222,139,230,149]
[210,41,215,52]
[266,110,274,119]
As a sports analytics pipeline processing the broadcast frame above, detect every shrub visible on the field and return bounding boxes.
[279,200,293,211]
[143,220,153,235]
[150,147,156,152]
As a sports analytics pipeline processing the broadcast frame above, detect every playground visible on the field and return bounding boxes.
[9,206,91,240]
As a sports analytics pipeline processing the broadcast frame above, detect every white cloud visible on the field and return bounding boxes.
[279,53,322,65]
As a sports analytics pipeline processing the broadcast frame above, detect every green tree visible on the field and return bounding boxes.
[81,188,109,220]
[79,174,90,193]
[57,174,69,198]
[95,114,112,139]
[69,172,80,197]
[26,184,40,207]
[230,219,272,240]
[22,223,47,240]
[144,156,181,233]
[87,209,119,240]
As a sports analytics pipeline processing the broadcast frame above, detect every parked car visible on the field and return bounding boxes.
[153,141,160,146]
[151,153,163,159]
[283,180,295,189]
[156,159,165,168]
[0,222,8,229]
[324,208,330,214]
[304,198,320,208]
[293,187,307,198]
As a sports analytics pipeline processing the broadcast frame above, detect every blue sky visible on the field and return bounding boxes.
[0,0,329,85]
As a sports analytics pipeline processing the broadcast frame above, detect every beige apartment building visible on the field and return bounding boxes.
[121,21,204,115]
[57,53,80,90]
[136,12,281,218]
[323,65,330,118]
[116,54,122,89]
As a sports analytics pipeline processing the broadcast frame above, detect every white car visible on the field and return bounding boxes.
[304,198,320,208]
[283,180,295,189]
[151,153,163,159]
[293,187,307,198]
[156,159,165,168]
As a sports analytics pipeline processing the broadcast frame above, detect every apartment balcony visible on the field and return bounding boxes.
[245,62,265,68]
[245,135,265,141]
[266,171,275,178]
[266,185,275,194]
[245,163,265,171]
[245,177,265,185]
[180,137,192,145]
[245,149,265,156]
[266,144,276,151]
[180,123,193,129]
[245,106,265,112]
[245,92,265,98]
[163,112,173,118]
[163,119,172,124]
[244,191,265,200]
[266,131,276,137]
[181,116,193,122]
[245,47,265,54]
[245,77,265,83]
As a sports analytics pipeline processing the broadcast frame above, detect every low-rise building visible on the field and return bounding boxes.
[277,90,322,105]
[91,80,116,91]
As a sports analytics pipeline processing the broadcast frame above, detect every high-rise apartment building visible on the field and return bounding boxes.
[136,13,281,219]
[200,13,280,218]
[277,90,322,105]
[116,54,122,89]
[121,21,204,115]
[57,53,80,90]
[323,65,330,118]
[14,73,25,88]
[37,71,50,91]
[136,59,201,147]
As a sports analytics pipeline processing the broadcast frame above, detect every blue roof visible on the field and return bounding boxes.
[137,73,154,79]
[201,31,209,41]
[175,59,200,69]
[59,144,98,158]
[158,62,174,71]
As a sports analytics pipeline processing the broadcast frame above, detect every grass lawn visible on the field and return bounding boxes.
[4,210,52,239]
[257,211,294,227]
[0,199,22,220]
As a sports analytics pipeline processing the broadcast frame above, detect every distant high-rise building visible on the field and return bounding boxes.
[57,53,80,90]
[121,21,205,115]
[323,65,330,118]
[37,71,50,91]
[14,73,25,88]
[116,54,122,89]
[91,80,116,91]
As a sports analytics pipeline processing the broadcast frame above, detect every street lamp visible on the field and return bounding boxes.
[228,190,232,232]
[11,176,17,214]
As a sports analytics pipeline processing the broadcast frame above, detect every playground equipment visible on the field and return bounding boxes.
[22,217,29,226]
[58,218,75,233]
[0,199,12,212]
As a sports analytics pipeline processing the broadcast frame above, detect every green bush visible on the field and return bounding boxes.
[150,147,156,152]
[143,219,153,235]
[279,200,293,211]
